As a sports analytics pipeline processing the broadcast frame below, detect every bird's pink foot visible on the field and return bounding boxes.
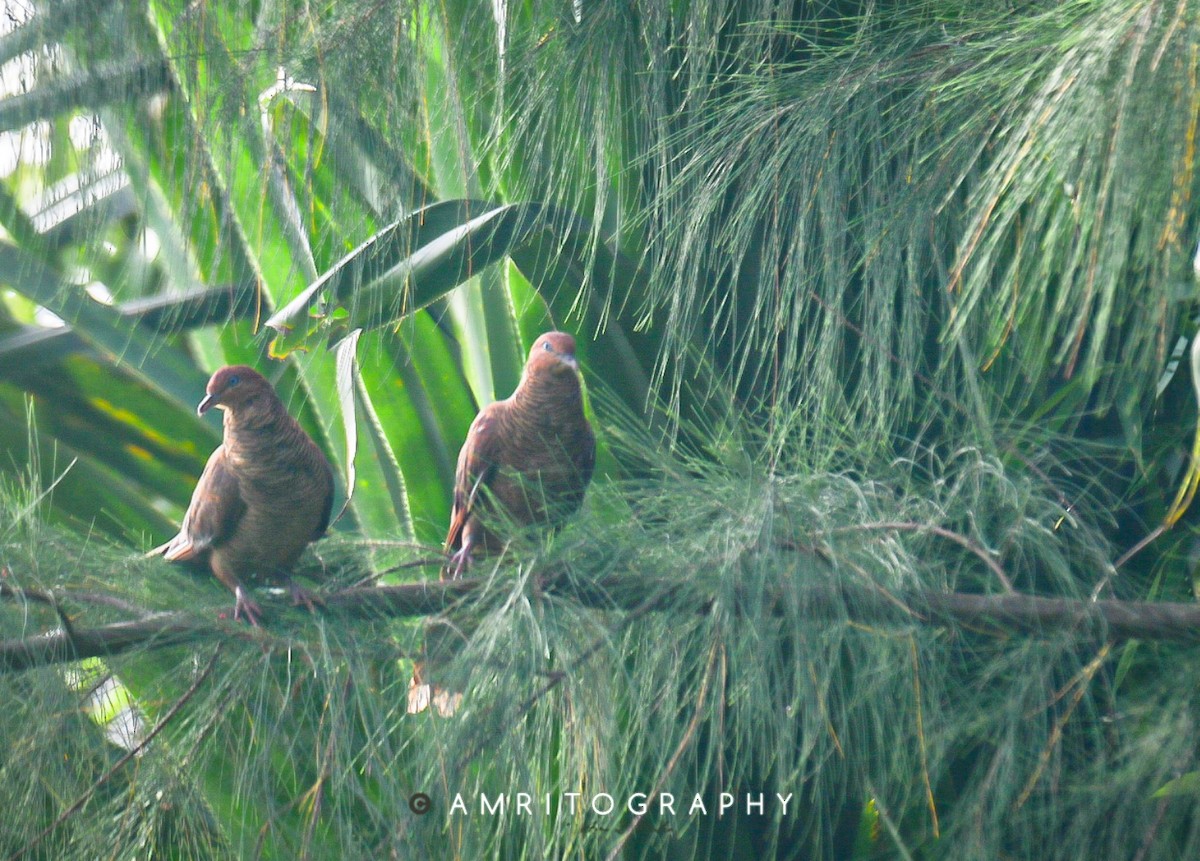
[448,547,471,580]
[287,579,322,614]
[233,585,263,626]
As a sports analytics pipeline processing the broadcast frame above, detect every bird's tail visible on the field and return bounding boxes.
[144,535,197,562]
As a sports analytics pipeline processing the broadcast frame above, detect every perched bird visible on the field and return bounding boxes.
[444,330,596,577]
[410,332,595,715]
[151,365,334,625]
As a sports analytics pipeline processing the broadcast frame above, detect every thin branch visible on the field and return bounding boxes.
[1113,523,1166,570]
[0,612,216,672]
[6,575,1200,674]
[1014,642,1111,811]
[823,521,1014,592]
[909,635,939,838]
[0,583,148,616]
[0,582,55,606]
[353,557,448,586]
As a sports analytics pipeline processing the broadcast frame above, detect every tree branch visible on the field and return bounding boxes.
[4,576,1200,673]
[0,612,214,672]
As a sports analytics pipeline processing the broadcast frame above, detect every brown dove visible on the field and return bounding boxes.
[444,330,596,577]
[410,332,595,714]
[152,365,334,625]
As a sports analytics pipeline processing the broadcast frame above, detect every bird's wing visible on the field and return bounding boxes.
[444,405,504,552]
[160,446,247,561]
[310,447,336,541]
[313,477,334,541]
[578,422,597,489]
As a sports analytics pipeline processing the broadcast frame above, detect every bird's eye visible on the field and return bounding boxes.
[227,375,241,387]
[543,342,553,352]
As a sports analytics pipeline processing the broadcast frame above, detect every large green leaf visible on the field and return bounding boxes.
[263,199,662,416]
[0,389,178,540]
[0,240,211,417]
[0,284,259,368]
[263,200,540,352]
[111,3,408,538]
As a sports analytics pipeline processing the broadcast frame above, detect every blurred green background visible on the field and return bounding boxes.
[4,1,1200,859]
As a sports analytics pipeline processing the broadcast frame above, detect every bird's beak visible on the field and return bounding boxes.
[560,353,578,371]
[197,393,217,416]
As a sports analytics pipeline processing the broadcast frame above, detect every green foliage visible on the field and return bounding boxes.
[2,0,1200,858]
[6,430,1200,859]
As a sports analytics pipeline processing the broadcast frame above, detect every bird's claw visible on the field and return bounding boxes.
[447,547,471,580]
[288,581,323,614]
[233,586,263,626]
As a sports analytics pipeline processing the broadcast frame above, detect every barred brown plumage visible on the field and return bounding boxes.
[410,332,595,715]
[150,365,334,625]
[444,331,596,579]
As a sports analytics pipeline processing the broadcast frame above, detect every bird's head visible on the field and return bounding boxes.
[525,331,580,378]
[197,365,273,416]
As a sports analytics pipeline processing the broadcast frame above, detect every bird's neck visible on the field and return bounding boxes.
[511,370,583,415]
[224,403,296,457]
